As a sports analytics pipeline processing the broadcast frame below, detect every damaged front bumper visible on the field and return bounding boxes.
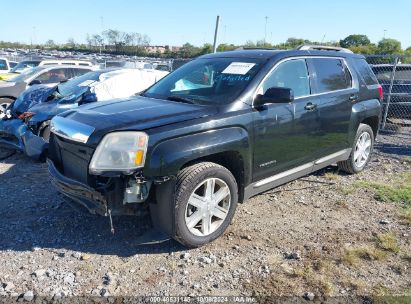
[0,118,48,160]
[48,158,110,216]
[47,159,150,216]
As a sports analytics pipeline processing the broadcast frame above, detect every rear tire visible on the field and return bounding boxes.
[338,123,374,174]
[173,162,238,248]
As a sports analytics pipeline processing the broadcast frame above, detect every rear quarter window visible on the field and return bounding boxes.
[311,58,352,93]
[355,59,378,85]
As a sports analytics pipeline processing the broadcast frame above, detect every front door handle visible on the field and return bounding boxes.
[349,94,358,101]
[304,102,317,111]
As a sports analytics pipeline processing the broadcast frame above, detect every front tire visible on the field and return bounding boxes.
[173,162,238,248]
[338,123,374,174]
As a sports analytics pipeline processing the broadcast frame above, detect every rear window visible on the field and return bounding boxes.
[311,58,352,93]
[356,59,378,85]
[0,59,8,70]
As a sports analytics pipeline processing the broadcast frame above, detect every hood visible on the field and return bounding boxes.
[55,96,216,143]
[13,85,57,114]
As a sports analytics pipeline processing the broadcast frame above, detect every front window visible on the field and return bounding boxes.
[259,59,310,98]
[143,57,266,105]
[35,68,69,84]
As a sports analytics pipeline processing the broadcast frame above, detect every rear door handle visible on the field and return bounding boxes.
[304,102,317,111]
[349,94,358,101]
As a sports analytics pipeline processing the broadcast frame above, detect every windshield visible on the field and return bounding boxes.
[143,57,266,105]
[10,61,40,73]
[7,66,45,82]
[57,70,102,96]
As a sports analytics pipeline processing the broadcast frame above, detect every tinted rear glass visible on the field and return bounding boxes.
[356,59,378,85]
[312,58,351,93]
[0,59,8,70]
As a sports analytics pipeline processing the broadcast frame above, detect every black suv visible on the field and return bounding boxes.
[47,48,382,247]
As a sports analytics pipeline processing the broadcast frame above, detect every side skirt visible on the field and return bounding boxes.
[244,148,351,200]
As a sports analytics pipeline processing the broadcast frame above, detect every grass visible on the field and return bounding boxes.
[324,171,340,181]
[400,156,411,164]
[288,264,334,296]
[351,173,411,208]
[375,233,400,253]
[341,246,387,266]
[399,209,411,225]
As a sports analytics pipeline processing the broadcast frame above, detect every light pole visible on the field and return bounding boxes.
[383,29,387,39]
[264,16,269,46]
[212,15,220,53]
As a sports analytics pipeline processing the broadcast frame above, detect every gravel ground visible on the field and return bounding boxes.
[0,133,410,302]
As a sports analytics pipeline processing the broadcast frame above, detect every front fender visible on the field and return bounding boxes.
[146,127,250,177]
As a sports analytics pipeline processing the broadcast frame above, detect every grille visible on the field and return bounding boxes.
[49,133,95,185]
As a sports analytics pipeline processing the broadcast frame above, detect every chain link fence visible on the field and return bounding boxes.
[365,55,411,135]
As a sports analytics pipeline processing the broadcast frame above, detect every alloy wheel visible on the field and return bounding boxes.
[184,178,231,237]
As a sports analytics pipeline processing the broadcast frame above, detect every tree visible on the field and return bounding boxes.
[349,44,378,54]
[199,43,213,55]
[179,43,198,58]
[217,43,237,52]
[340,34,371,48]
[45,39,56,48]
[377,38,401,54]
[285,37,307,48]
[66,38,76,49]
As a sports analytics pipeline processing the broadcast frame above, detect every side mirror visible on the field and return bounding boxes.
[28,79,42,86]
[254,87,294,107]
[78,92,97,106]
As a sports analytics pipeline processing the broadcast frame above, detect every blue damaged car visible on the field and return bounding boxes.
[0,68,169,159]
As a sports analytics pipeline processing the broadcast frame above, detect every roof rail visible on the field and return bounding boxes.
[235,47,277,51]
[296,44,353,53]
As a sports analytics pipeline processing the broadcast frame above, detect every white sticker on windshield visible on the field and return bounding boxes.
[222,62,255,75]
[78,80,95,87]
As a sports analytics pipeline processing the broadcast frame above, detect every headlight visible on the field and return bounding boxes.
[89,131,148,174]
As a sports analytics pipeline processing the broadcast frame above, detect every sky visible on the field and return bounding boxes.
[2,0,411,48]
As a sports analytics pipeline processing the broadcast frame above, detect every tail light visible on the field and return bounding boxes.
[18,112,35,120]
[377,84,383,102]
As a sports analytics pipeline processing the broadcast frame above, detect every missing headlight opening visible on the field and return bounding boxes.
[123,176,152,204]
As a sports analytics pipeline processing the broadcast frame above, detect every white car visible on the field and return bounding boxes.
[9,59,95,74]
[0,65,93,106]
[0,58,11,74]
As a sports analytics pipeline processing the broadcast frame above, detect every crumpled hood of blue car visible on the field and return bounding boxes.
[13,85,57,114]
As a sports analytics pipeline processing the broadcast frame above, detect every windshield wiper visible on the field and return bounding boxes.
[166,96,195,104]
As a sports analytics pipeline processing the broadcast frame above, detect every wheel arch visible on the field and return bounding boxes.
[180,151,246,203]
[146,127,252,199]
[360,116,379,139]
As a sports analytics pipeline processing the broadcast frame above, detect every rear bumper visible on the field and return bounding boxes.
[47,159,108,216]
